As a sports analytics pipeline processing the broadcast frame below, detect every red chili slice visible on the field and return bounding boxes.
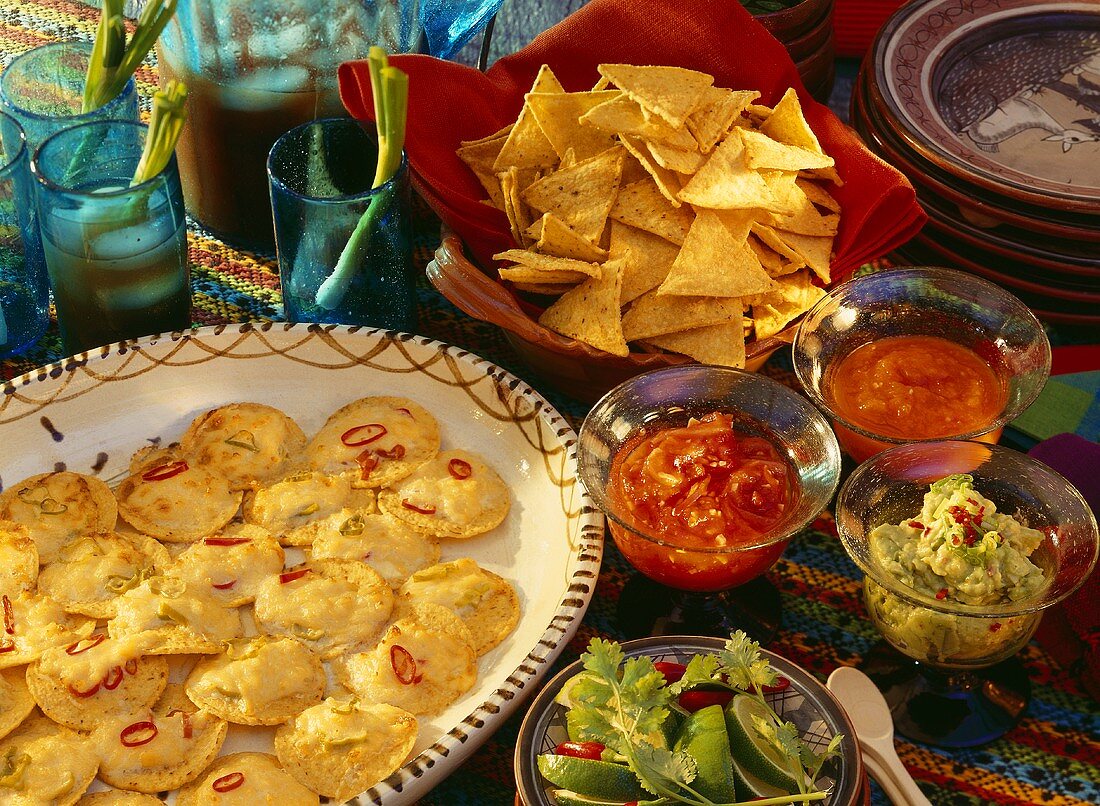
[677,690,734,712]
[66,634,106,655]
[212,772,245,792]
[68,680,101,698]
[761,676,791,694]
[168,709,193,739]
[654,661,687,684]
[401,500,436,515]
[396,407,413,417]
[2,595,12,635]
[907,521,925,529]
[279,569,310,584]
[120,720,158,747]
[553,741,605,761]
[447,458,472,480]
[212,580,237,591]
[376,444,406,460]
[0,641,13,654]
[340,423,387,447]
[355,449,379,481]
[102,666,124,690]
[124,658,139,675]
[203,537,251,547]
[936,588,949,600]
[141,460,189,482]
[390,645,423,685]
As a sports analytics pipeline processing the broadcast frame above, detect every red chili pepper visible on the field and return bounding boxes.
[102,666,124,690]
[761,676,791,694]
[66,634,106,655]
[0,641,13,654]
[2,595,12,635]
[401,500,436,515]
[376,444,406,460]
[168,709,193,739]
[212,580,237,591]
[936,588,948,600]
[989,622,1002,632]
[390,645,423,685]
[124,658,139,675]
[677,690,734,712]
[203,537,251,547]
[907,521,924,529]
[141,460,189,482]
[395,407,412,417]
[120,720,158,747]
[212,772,245,792]
[340,423,387,447]
[68,680,101,698]
[279,569,310,584]
[654,661,687,684]
[553,741,605,761]
[355,449,378,481]
[447,458,473,480]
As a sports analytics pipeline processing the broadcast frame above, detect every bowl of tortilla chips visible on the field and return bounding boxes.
[429,63,840,402]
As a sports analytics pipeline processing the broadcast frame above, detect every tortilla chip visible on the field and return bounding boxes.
[532,213,609,262]
[686,87,760,153]
[621,151,652,185]
[746,103,773,121]
[657,210,776,298]
[457,135,510,209]
[751,269,826,339]
[597,64,713,128]
[750,223,805,264]
[539,259,628,356]
[778,231,834,283]
[528,90,620,161]
[609,178,695,245]
[510,282,576,295]
[493,249,603,279]
[644,321,746,368]
[493,66,564,171]
[579,95,698,149]
[460,125,513,148]
[645,139,706,174]
[766,182,839,236]
[677,133,782,212]
[760,88,824,155]
[748,234,804,277]
[559,148,577,169]
[499,266,589,285]
[499,167,541,246]
[522,146,624,243]
[796,178,841,212]
[619,135,683,205]
[609,221,680,304]
[804,166,844,186]
[739,128,835,172]
[621,291,742,341]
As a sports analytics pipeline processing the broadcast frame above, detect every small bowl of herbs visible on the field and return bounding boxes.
[514,632,864,806]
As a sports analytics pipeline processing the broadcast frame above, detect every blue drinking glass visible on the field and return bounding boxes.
[268,117,415,331]
[0,41,139,151]
[0,112,49,358]
[31,120,190,355]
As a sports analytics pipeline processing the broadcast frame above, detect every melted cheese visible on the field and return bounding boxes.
[173,538,283,600]
[192,641,317,711]
[36,634,156,690]
[99,710,216,771]
[402,559,494,618]
[190,755,317,805]
[311,512,437,585]
[257,576,360,632]
[393,452,508,527]
[6,593,93,654]
[38,535,148,605]
[110,580,242,642]
[3,729,95,802]
[248,473,356,535]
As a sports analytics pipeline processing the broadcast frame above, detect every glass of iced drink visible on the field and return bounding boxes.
[268,117,414,331]
[31,120,190,355]
[0,113,49,358]
[0,41,138,150]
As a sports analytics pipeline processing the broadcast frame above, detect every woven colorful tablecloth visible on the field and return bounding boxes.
[2,3,1097,805]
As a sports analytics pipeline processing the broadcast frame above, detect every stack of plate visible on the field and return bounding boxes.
[850,0,1100,326]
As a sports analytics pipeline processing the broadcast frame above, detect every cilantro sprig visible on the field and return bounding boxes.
[562,634,839,806]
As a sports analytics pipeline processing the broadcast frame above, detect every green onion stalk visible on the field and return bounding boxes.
[314,46,408,311]
[83,0,179,113]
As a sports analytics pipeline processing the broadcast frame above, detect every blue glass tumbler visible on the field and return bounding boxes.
[268,117,415,331]
[0,112,49,358]
[31,120,190,355]
[0,41,139,150]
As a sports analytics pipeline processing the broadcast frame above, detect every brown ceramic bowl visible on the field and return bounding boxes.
[756,0,834,40]
[784,7,835,62]
[795,34,836,100]
[427,230,798,404]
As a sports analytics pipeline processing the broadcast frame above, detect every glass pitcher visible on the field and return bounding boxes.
[157,0,421,251]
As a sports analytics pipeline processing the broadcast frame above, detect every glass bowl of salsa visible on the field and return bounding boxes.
[791,267,1050,463]
[577,366,841,638]
[835,440,1098,747]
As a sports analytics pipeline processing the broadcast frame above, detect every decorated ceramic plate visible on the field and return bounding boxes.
[872,0,1100,208]
[0,323,604,805]
[514,636,863,806]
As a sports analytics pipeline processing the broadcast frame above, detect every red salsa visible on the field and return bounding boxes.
[609,412,794,549]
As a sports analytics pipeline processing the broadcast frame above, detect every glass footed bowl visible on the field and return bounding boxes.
[792,267,1051,463]
[577,365,841,592]
[836,441,1099,669]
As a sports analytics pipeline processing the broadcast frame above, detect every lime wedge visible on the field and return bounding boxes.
[555,671,598,708]
[537,755,648,802]
[724,694,800,792]
[550,790,670,806]
[672,704,737,802]
[732,758,792,802]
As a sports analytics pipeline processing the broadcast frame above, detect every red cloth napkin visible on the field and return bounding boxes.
[833,0,907,57]
[340,0,925,275]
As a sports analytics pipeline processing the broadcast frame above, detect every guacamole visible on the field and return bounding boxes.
[865,474,1048,666]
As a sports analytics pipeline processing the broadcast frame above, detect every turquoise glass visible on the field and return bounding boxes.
[0,41,138,150]
[32,120,190,355]
[0,112,49,358]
